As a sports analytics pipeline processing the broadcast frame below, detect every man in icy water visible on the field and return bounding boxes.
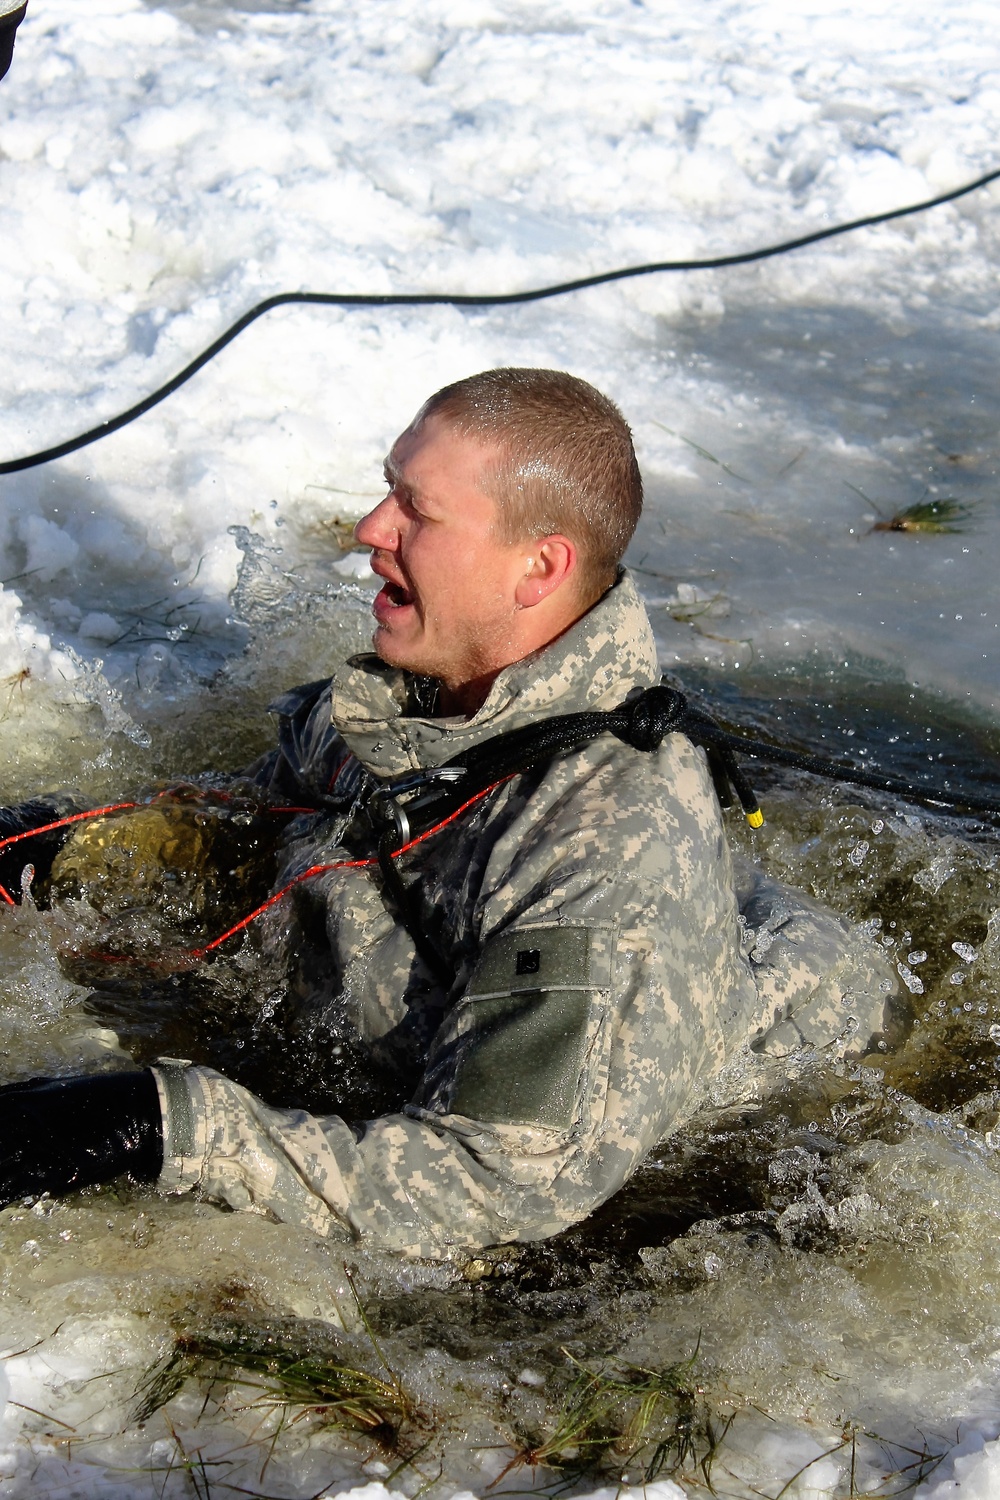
[0,368,888,1256]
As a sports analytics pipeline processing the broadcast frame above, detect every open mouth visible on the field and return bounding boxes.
[373,576,415,621]
[381,580,412,607]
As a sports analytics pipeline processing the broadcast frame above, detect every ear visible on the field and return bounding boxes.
[513,535,577,608]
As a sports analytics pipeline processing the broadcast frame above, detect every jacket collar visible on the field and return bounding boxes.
[329,569,659,777]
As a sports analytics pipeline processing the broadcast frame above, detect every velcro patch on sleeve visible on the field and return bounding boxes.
[449,925,608,1129]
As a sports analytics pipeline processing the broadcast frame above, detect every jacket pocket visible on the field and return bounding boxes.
[447,924,610,1129]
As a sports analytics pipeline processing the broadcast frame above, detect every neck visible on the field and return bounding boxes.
[436,671,499,718]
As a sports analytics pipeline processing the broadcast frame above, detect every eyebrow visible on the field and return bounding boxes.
[383,454,404,488]
[383,454,435,512]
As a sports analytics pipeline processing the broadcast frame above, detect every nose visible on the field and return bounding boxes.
[354,494,400,550]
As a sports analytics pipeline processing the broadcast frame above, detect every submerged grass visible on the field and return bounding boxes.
[492,1346,733,1491]
[132,1313,419,1453]
[652,420,751,483]
[133,1317,725,1494]
[869,498,975,534]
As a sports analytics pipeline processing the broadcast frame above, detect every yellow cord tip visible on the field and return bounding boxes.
[746,808,764,828]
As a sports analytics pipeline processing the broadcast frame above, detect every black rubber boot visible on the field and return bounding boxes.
[0,1070,163,1208]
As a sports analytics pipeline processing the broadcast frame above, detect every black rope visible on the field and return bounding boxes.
[378,684,1000,845]
[702,722,1000,820]
[2,164,999,476]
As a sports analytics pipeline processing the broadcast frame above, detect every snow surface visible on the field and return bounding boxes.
[1,0,998,723]
[1,0,1000,1495]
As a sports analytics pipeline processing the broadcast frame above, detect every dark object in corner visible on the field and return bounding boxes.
[0,2,27,83]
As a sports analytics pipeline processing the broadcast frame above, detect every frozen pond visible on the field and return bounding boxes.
[1,0,1000,1495]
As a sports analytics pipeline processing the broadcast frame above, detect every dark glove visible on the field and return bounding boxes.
[0,1070,163,1209]
[0,797,78,903]
[0,2,27,83]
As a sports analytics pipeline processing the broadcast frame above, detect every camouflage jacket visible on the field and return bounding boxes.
[153,572,884,1257]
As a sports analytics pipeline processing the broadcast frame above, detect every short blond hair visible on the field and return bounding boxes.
[419,368,642,603]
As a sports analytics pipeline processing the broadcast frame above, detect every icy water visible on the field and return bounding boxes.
[1,509,1000,1498]
[3,0,1000,1494]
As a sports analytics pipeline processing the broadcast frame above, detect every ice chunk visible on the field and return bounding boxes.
[18,515,79,583]
[78,611,122,643]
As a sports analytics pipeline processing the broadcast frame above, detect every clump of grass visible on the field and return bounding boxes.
[849,484,977,534]
[300,492,380,553]
[870,498,975,534]
[132,1313,419,1451]
[494,1347,733,1490]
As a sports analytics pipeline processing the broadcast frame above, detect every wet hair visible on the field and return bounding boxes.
[417,367,643,603]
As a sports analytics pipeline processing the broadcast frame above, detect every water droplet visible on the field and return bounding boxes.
[896,962,924,994]
[907,950,927,965]
[952,941,977,963]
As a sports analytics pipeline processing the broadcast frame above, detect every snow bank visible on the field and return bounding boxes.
[0,0,997,723]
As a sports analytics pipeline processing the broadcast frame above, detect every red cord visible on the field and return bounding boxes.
[326,751,352,792]
[394,779,512,855]
[190,855,377,956]
[191,777,512,958]
[0,801,141,908]
[0,802,140,856]
[0,795,314,863]
[1,778,513,964]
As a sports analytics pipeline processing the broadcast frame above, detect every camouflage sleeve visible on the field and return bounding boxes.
[151,736,890,1256]
[734,861,893,1057]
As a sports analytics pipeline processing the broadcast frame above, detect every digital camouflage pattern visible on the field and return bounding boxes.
[154,573,891,1257]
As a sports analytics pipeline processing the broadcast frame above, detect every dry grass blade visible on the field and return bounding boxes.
[1,667,32,718]
[856,1424,956,1498]
[652,420,750,482]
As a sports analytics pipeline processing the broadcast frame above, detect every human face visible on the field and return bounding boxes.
[354,414,533,712]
